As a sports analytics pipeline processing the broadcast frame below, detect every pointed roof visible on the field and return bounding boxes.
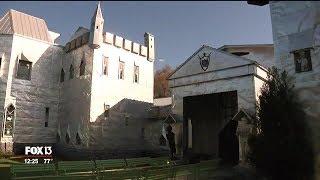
[232,109,253,123]
[0,9,53,43]
[92,1,103,21]
[167,45,257,80]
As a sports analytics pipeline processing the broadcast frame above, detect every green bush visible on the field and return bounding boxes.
[247,67,314,180]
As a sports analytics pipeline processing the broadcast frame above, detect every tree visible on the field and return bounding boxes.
[247,67,314,180]
[154,65,173,98]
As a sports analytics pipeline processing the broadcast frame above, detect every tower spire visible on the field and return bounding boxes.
[92,1,103,20]
[89,1,104,49]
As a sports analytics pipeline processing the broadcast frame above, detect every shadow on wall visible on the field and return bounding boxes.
[56,98,170,160]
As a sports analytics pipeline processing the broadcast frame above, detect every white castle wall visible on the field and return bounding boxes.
[58,44,94,149]
[55,31,158,158]
[89,39,154,123]
[0,35,13,124]
[269,1,320,178]
[2,34,62,144]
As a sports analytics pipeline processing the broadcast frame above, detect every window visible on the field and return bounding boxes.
[134,65,139,83]
[80,60,85,76]
[119,61,125,80]
[45,107,49,127]
[69,65,74,79]
[104,103,110,118]
[65,133,70,144]
[294,49,312,73]
[103,57,108,76]
[60,69,65,82]
[231,52,250,56]
[76,133,81,145]
[17,60,32,80]
[3,104,15,136]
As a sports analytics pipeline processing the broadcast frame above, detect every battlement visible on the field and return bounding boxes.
[64,31,149,59]
[64,32,90,53]
[103,32,148,58]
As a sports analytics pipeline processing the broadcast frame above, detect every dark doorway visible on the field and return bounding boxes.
[183,91,238,161]
[218,120,239,165]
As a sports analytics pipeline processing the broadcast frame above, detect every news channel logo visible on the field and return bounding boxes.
[24,146,54,164]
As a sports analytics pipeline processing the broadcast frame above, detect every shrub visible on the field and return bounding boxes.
[247,67,314,180]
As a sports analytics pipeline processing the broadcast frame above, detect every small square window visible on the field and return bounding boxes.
[293,49,312,73]
[45,107,49,127]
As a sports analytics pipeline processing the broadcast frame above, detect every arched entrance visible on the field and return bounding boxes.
[183,91,238,160]
[218,120,239,165]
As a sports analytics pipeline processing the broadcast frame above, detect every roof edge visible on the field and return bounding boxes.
[218,44,274,50]
[167,45,212,80]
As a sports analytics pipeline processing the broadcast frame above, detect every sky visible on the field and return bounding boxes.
[0,1,273,70]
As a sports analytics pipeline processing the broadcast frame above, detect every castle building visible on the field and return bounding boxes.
[0,2,161,158]
[167,43,274,162]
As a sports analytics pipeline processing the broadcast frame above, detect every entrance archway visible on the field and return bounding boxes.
[218,120,239,165]
[183,91,238,160]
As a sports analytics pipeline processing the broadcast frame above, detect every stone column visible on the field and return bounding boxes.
[236,118,252,164]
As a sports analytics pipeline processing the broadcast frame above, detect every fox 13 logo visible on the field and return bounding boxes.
[24,146,53,164]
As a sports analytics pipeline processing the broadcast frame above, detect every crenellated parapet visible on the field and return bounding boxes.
[103,32,149,58]
[64,32,90,53]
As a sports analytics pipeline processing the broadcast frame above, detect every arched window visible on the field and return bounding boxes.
[69,65,74,79]
[79,60,85,76]
[76,133,81,145]
[60,69,65,82]
[3,104,15,136]
[65,132,70,144]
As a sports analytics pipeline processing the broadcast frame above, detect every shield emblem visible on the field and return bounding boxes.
[198,52,211,71]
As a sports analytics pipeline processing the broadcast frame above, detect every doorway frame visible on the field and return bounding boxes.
[182,90,238,159]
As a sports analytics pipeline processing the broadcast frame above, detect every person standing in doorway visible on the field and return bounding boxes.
[166,125,176,160]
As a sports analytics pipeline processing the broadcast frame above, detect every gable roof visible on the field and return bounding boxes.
[0,9,53,43]
[168,45,258,80]
[232,108,254,123]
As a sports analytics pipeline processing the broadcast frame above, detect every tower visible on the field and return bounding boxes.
[144,32,155,61]
[89,2,104,49]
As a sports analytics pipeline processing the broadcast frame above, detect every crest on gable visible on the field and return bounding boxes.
[198,52,211,71]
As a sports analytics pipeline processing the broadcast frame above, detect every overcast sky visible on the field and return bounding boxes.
[0,1,273,70]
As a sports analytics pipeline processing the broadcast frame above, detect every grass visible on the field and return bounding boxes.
[0,157,22,180]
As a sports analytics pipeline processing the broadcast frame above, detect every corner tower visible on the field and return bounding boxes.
[89,2,104,49]
[144,32,155,61]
